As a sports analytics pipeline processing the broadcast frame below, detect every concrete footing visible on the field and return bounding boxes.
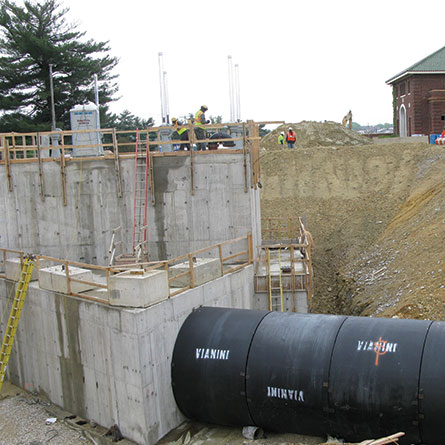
[169,258,221,288]
[5,258,51,282]
[108,268,169,307]
[38,265,95,294]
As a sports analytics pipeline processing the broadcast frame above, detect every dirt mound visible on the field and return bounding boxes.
[259,122,445,320]
[262,121,370,150]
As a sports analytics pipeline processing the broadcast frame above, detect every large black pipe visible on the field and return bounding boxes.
[171,307,445,444]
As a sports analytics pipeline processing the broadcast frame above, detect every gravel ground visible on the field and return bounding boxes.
[0,381,134,445]
[0,381,86,444]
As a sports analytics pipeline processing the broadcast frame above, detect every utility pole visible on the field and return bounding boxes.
[234,63,241,122]
[158,52,166,125]
[163,71,170,125]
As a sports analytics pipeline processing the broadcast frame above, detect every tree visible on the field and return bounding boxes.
[209,115,222,124]
[0,0,118,132]
[259,124,270,137]
[109,110,154,131]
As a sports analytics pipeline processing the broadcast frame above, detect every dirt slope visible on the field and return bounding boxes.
[260,122,445,319]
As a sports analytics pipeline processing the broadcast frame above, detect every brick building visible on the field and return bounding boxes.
[386,46,445,137]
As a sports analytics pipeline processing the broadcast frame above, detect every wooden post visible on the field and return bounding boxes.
[188,253,195,288]
[306,244,313,311]
[242,123,248,193]
[64,260,71,295]
[188,120,196,196]
[60,132,67,206]
[248,120,260,189]
[218,244,224,277]
[112,128,123,198]
[248,232,253,263]
[291,245,296,312]
[5,139,12,192]
[36,132,45,201]
[149,151,155,206]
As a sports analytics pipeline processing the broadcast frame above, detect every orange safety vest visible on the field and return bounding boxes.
[287,130,296,142]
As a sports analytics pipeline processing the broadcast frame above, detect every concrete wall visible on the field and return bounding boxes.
[0,265,255,445]
[0,152,260,264]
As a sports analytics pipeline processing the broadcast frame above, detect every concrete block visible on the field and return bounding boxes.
[169,257,221,288]
[5,258,51,281]
[109,269,169,308]
[38,265,95,294]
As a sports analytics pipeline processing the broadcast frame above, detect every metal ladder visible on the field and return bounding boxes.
[132,130,149,261]
[267,247,284,311]
[0,256,35,392]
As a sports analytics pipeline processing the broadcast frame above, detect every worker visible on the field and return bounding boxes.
[278,132,285,146]
[342,110,353,130]
[172,117,189,150]
[194,105,210,150]
[286,127,296,148]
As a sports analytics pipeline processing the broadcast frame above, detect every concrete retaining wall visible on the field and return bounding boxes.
[0,264,255,445]
[0,153,260,264]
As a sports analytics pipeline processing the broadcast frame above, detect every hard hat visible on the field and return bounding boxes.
[288,127,292,131]
[172,117,178,123]
[201,105,208,111]
[280,132,284,135]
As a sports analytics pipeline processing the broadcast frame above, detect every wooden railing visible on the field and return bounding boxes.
[0,233,253,305]
[0,122,254,162]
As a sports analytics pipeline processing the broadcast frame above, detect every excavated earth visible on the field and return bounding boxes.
[260,121,445,319]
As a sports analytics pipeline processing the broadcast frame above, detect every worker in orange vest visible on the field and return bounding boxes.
[286,127,296,148]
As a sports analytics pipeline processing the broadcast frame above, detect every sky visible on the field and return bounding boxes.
[64,0,445,127]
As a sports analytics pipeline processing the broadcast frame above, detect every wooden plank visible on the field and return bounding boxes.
[243,122,248,192]
[188,121,196,196]
[36,132,45,201]
[5,139,12,192]
[188,254,195,288]
[149,152,155,206]
[112,128,123,197]
[60,136,67,206]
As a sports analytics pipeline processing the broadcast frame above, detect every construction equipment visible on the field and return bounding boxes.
[0,255,35,392]
[342,110,353,129]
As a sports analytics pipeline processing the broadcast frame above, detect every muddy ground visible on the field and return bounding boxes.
[260,122,445,319]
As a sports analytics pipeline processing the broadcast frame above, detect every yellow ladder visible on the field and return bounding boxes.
[0,256,35,392]
[267,248,284,312]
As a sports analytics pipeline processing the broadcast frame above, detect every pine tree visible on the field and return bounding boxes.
[0,0,118,132]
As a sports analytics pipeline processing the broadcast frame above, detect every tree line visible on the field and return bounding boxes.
[0,0,155,132]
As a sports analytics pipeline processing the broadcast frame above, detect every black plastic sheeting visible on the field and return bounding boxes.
[171,307,445,444]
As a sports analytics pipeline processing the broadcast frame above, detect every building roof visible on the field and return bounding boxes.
[386,46,445,84]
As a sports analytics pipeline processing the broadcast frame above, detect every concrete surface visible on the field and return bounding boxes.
[0,153,261,265]
[0,264,255,445]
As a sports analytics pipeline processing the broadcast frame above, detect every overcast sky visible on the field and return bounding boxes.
[65,0,444,126]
